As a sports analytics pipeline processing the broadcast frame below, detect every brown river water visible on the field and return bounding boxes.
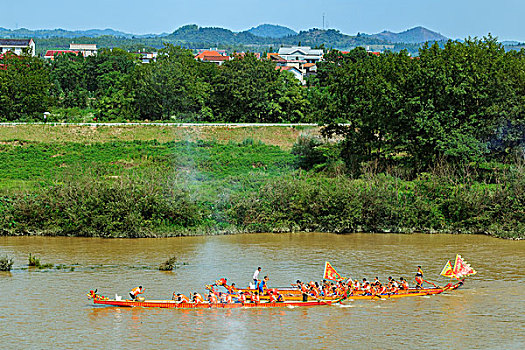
[1,233,524,349]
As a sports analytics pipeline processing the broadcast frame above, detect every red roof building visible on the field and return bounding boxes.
[194,50,231,65]
[44,50,80,60]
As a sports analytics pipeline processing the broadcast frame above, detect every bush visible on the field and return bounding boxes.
[159,256,178,271]
[0,256,14,271]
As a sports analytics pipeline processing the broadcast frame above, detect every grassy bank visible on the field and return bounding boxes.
[0,124,319,150]
[0,126,523,239]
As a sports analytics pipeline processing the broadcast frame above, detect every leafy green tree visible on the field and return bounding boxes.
[0,53,50,121]
[49,52,88,108]
[211,53,308,122]
[129,44,210,120]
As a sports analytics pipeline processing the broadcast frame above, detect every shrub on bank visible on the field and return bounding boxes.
[227,171,525,238]
[3,176,205,238]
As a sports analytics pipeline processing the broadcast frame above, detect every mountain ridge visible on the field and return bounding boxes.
[0,24,448,43]
[368,26,449,43]
[247,24,297,38]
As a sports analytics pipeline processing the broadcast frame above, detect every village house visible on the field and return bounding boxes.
[0,38,36,56]
[268,47,324,83]
[194,50,230,65]
[278,46,323,64]
[44,50,80,60]
[134,51,157,63]
[275,66,304,84]
[69,43,97,57]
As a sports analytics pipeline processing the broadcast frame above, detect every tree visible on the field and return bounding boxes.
[0,53,50,121]
[130,44,210,120]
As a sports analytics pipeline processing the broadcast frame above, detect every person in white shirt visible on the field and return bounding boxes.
[253,267,262,287]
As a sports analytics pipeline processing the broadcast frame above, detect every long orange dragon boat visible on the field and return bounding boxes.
[88,291,333,309]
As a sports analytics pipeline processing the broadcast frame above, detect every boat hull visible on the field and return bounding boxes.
[93,299,332,309]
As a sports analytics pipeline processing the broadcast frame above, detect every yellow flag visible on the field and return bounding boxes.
[440,260,456,278]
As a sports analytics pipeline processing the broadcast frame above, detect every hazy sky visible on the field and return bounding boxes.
[1,0,523,41]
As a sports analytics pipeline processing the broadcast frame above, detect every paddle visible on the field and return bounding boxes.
[422,279,439,288]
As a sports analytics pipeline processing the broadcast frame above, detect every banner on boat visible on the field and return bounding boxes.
[440,260,456,278]
[323,261,343,281]
[453,254,477,278]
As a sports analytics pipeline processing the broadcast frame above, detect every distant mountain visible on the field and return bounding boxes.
[247,24,297,38]
[370,26,449,43]
[279,28,389,50]
[0,27,139,39]
[1,24,456,56]
[164,24,267,45]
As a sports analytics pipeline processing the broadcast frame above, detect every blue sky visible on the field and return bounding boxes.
[1,0,523,41]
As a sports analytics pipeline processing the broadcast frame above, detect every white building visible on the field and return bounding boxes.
[278,46,323,63]
[69,43,97,57]
[0,38,36,56]
[276,66,305,84]
[136,52,158,64]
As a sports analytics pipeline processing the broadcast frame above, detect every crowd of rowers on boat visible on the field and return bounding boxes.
[169,273,431,304]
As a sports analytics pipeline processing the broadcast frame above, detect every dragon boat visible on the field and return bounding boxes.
[88,291,332,309]
[208,280,462,302]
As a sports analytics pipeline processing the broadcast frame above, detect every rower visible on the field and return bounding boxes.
[129,286,145,301]
[193,292,204,303]
[377,283,387,295]
[175,293,190,303]
[363,282,371,295]
[226,283,236,294]
[208,292,218,304]
[399,277,409,290]
[373,277,381,286]
[388,282,399,294]
[238,292,246,304]
[251,291,260,303]
[353,279,360,291]
[415,266,424,289]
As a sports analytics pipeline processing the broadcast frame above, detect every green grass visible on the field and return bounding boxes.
[0,140,296,195]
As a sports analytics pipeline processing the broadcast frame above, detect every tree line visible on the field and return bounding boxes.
[1,38,524,171]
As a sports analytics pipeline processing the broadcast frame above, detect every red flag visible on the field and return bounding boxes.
[323,262,343,281]
[453,255,477,278]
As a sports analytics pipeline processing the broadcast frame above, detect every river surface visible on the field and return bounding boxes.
[1,233,524,349]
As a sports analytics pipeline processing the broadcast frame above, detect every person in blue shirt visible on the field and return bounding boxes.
[258,276,269,294]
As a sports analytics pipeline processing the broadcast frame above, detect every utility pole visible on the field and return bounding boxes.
[322,13,325,30]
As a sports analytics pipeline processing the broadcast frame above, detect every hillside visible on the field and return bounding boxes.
[370,26,449,43]
[164,24,267,45]
[279,28,390,49]
[248,24,297,38]
[0,27,136,38]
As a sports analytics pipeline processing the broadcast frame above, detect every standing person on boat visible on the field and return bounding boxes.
[129,286,145,301]
[415,266,424,289]
[253,267,261,286]
[258,276,269,294]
